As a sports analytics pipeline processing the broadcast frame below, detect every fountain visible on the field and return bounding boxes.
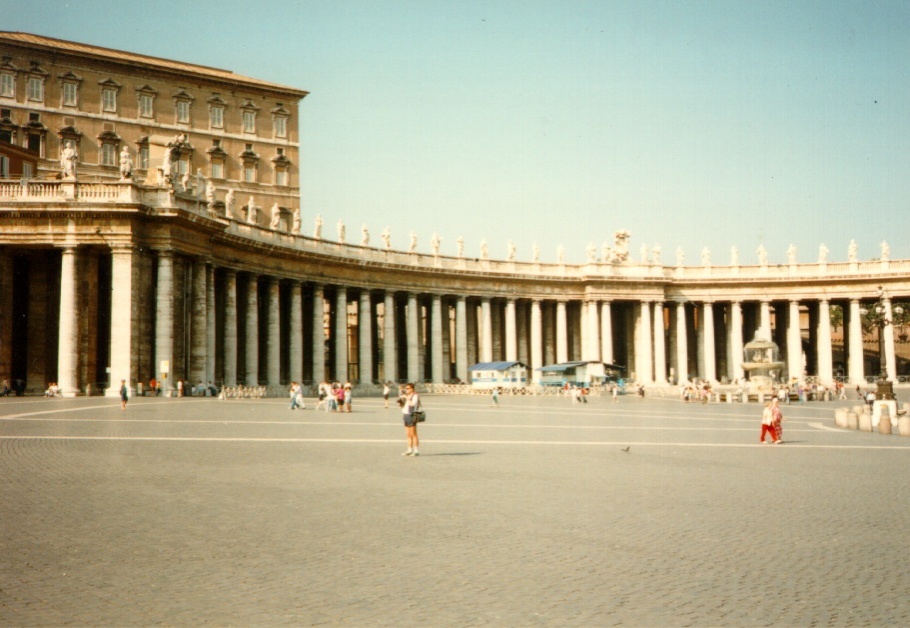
[741,334,785,395]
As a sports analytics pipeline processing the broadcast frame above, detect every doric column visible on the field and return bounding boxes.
[359,290,373,384]
[155,251,175,394]
[455,296,468,383]
[848,299,865,385]
[787,300,802,381]
[289,282,303,384]
[702,302,716,382]
[600,301,613,364]
[530,300,543,383]
[206,264,216,384]
[383,291,397,384]
[431,294,444,383]
[335,286,348,381]
[585,301,600,361]
[109,247,136,395]
[245,275,259,386]
[190,258,208,386]
[505,298,517,361]
[556,300,568,363]
[480,298,493,362]
[883,298,897,382]
[407,292,420,382]
[816,299,833,384]
[223,269,238,387]
[57,246,79,397]
[312,284,325,384]
[759,300,772,340]
[675,301,689,384]
[730,301,745,382]
[638,301,653,383]
[266,277,281,387]
[653,301,667,384]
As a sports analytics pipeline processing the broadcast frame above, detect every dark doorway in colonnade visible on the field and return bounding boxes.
[10,251,60,394]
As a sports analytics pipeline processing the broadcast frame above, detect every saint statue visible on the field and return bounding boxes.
[756,244,768,266]
[640,244,649,264]
[532,242,540,263]
[195,169,205,198]
[409,231,418,253]
[480,239,489,260]
[818,243,828,263]
[847,239,858,262]
[586,243,597,263]
[314,214,323,239]
[246,196,256,224]
[381,227,391,250]
[601,242,612,263]
[701,247,711,266]
[880,240,890,261]
[456,236,465,258]
[205,180,216,211]
[556,245,565,263]
[430,233,441,256]
[361,224,370,247]
[676,247,685,267]
[730,245,739,266]
[291,209,301,233]
[652,244,662,265]
[507,240,516,261]
[787,243,797,264]
[337,219,345,243]
[270,203,281,229]
[225,189,236,219]
[60,141,78,179]
[119,146,132,179]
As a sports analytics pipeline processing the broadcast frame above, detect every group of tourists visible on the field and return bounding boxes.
[760,397,785,444]
[314,381,353,412]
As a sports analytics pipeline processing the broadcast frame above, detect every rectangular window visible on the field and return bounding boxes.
[27,78,43,102]
[244,164,255,183]
[176,159,188,175]
[27,134,41,154]
[139,94,153,118]
[101,143,117,166]
[273,117,287,138]
[0,155,9,178]
[211,161,223,179]
[176,101,190,123]
[102,89,117,112]
[139,146,149,169]
[276,169,287,186]
[0,73,13,97]
[62,82,78,106]
[242,110,256,133]
[22,162,33,179]
[210,106,223,129]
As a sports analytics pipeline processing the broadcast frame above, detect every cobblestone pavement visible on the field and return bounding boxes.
[2,394,909,626]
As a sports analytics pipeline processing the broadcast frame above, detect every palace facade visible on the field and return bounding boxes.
[1,32,908,396]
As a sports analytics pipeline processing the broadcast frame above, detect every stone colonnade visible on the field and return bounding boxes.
[41,243,900,396]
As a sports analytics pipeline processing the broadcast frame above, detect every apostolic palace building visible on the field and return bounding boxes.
[1,32,908,397]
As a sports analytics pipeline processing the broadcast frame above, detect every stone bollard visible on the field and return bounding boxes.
[859,411,873,432]
[85,383,93,397]
[835,408,847,428]
[879,405,892,435]
[900,415,910,437]
[847,411,859,430]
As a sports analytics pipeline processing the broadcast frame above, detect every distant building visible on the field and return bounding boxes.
[468,361,529,390]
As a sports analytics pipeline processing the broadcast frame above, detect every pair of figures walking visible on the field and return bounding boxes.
[761,398,784,444]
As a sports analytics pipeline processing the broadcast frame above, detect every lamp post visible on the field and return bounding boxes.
[859,286,903,398]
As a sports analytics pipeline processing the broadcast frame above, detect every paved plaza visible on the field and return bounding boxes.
[2,392,909,626]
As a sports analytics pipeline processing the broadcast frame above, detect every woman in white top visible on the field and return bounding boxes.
[401,383,420,456]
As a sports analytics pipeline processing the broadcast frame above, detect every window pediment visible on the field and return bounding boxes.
[58,71,83,84]
[207,94,227,106]
[173,89,194,102]
[239,99,259,111]
[1,57,19,72]
[97,130,121,142]
[27,61,48,77]
[270,104,290,116]
[98,78,122,90]
[135,84,158,95]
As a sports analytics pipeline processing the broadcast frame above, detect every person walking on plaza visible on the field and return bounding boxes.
[770,397,784,443]
[491,387,500,407]
[760,402,777,444]
[343,383,352,413]
[119,379,129,411]
[611,383,619,403]
[383,381,391,409]
[400,383,421,456]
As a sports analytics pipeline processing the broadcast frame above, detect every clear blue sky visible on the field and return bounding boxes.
[7,0,910,263]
